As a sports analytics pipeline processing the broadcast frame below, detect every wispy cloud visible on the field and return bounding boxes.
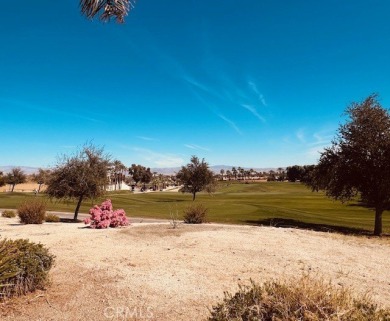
[306,144,328,159]
[183,75,227,102]
[136,136,159,142]
[218,114,243,135]
[185,75,269,129]
[308,132,334,146]
[184,144,210,152]
[303,130,335,162]
[60,145,76,149]
[248,81,267,106]
[296,128,305,143]
[132,147,184,167]
[0,97,101,123]
[241,104,266,123]
[185,85,243,135]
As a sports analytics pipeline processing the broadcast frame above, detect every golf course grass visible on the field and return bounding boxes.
[1,181,389,234]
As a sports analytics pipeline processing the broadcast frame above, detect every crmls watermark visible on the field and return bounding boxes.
[104,306,154,320]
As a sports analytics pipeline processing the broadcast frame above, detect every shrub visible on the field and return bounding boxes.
[1,210,16,218]
[208,276,390,321]
[45,213,60,223]
[0,238,55,299]
[84,199,129,229]
[183,203,208,224]
[18,199,46,224]
[169,206,181,229]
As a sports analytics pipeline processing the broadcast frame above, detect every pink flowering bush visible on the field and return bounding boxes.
[84,199,129,229]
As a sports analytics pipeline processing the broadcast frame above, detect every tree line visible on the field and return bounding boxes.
[2,94,389,235]
[0,149,215,220]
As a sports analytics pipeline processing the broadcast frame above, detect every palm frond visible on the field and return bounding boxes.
[80,0,136,23]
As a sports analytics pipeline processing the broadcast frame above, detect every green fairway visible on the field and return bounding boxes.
[1,182,389,234]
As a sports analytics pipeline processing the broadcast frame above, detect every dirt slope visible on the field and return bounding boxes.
[1,217,389,320]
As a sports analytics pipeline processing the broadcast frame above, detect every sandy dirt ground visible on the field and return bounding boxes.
[1,183,45,193]
[0,217,389,320]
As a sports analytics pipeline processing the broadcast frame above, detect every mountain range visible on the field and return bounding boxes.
[0,165,281,176]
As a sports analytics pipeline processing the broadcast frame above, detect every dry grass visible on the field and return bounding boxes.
[1,219,389,320]
[0,183,46,193]
[209,275,390,320]
[17,199,47,224]
[1,210,16,218]
[119,223,223,239]
[44,214,60,223]
[183,203,208,224]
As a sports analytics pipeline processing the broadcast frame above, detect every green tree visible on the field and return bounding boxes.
[80,0,135,23]
[307,94,390,236]
[176,156,215,201]
[267,170,276,182]
[129,164,153,187]
[301,165,316,184]
[286,165,304,182]
[286,165,315,183]
[220,169,225,181]
[46,144,110,221]
[31,168,51,193]
[6,168,27,192]
[0,171,5,188]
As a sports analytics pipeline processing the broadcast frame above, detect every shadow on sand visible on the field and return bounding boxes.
[60,218,83,223]
[244,218,388,237]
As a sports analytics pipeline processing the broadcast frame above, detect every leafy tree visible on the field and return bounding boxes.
[0,171,5,188]
[80,0,136,23]
[286,165,315,183]
[307,94,390,236]
[6,168,27,192]
[300,165,316,183]
[275,167,285,181]
[31,168,51,193]
[267,170,277,182]
[220,169,225,181]
[286,165,304,182]
[46,144,110,221]
[128,164,153,186]
[176,156,215,201]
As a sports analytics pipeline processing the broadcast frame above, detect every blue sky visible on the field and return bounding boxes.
[1,0,390,169]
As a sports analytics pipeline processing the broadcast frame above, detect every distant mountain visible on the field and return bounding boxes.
[0,165,283,176]
[151,165,282,175]
[209,165,281,174]
[0,166,40,175]
[150,167,181,175]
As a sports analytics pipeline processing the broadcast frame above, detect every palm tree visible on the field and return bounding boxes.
[249,168,254,180]
[237,167,244,180]
[110,160,126,190]
[80,0,136,23]
[226,170,232,181]
[220,169,225,181]
[232,167,237,180]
